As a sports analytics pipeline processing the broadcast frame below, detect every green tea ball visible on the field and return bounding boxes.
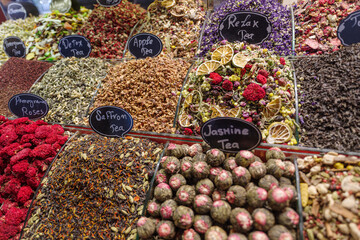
[249,161,267,179]
[195,178,214,196]
[154,183,172,202]
[226,185,246,207]
[192,161,210,179]
[252,208,275,232]
[206,148,225,167]
[230,208,253,233]
[204,226,227,240]
[160,199,178,220]
[156,220,176,239]
[259,175,279,191]
[193,215,212,234]
[246,187,268,208]
[214,170,233,190]
[137,217,156,239]
[193,194,213,214]
[176,185,196,206]
[232,166,251,187]
[173,206,194,229]
[210,200,231,224]
[235,150,255,167]
[266,147,285,161]
[268,225,293,240]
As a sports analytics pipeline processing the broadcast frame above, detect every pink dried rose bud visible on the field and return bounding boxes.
[214,170,233,190]
[230,208,253,233]
[232,166,251,187]
[252,208,275,232]
[195,178,214,196]
[210,200,231,224]
[173,206,194,229]
[226,185,246,207]
[206,148,225,167]
[235,150,255,167]
[156,220,176,239]
[193,194,213,214]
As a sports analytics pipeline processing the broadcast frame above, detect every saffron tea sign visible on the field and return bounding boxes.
[201,117,262,152]
[58,35,92,58]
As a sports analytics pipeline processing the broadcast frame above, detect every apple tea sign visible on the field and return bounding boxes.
[96,0,122,7]
[89,106,133,138]
[201,117,262,153]
[3,36,26,58]
[8,93,49,120]
[128,33,163,59]
[337,10,360,46]
[58,35,92,58]
[219,11,272,44]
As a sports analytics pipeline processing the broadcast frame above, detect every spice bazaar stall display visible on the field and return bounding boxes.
[176,41,298,145]
[297,152,360,240]
[136,143,300,239]
[294,0,360,55]
[294,43,360,152]
[0,116,68,240]
[21,134,164,240]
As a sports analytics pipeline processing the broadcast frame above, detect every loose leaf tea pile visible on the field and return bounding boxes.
[22,135,163,240]
[0,58,52,117]
[92,56,191,133]
[30,58,109,125]
[295,43,360,152]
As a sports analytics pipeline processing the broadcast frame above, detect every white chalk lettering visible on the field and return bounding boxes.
[217,139,240,149]
[202,125,249,137]
[15,97,46,108]
[133,36,154,48]
[61,39,84,49]
[350,14,360,28]
[237,30,255,41]
[110,124,125,133]
[141,48,153,56]
[95,110,127,121]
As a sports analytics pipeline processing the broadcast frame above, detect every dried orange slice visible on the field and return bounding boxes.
[196,60,221,76]
[210,105,224,118]
[178,111,193,127]
[183,90,202,112]
[266,122,293,144]
[232,52,251,68]
[263,98,281,119]
[211,45,234,65]
[160,0,175,8]
[222,107,241,118]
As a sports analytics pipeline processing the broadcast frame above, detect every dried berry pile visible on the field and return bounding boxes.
[295,0,360,55]
[79,1,146,59]
[298,153,360,239]
[137,144,300,240]
[0,116,68,240]
[199,0,292,57]
[92,57,191,133]
[0,58,53,117]
[178,41,297,145]
[295,43,360,152]
[22,135,163,240]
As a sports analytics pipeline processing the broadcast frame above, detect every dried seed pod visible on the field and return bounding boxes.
[176,185,196,206]
[188,144,203,157]
[249,161,267,179]
[154,183,173,202]
[268,225,293,240]
[192,161,210,179]
[246,187,268,208]
[252,208,275,232]
[155,169,168,185]
[281,185,297,203]
[204,226,227,240]
[230,208,253,233]
[193,215,213,234]
[210,200,231,224]
[266,147,285,161]
[232,166,251,187]
[137,217,156,239]
[212,189,226,201]
[193,153,207,162]
[248,231,269,240]
[259,175,279,191]
[223,157,238,171]
[226,185,246,207]
[266,159,285,179]
[193,194,213,214]
[169,174,187,191]
[147,200,161,217]
[235,150,255,167]
[181,159,193,179]
[277,208,299,229]
[206,148,225,167]
[173,206,195,229]
[166,143,186,158]
[156,220,176,239]
[165,157,181,175]
[160,199,178,220]
[267,187,289,211]
[195,178,214,196]
[214,170,233,190]
[227,233,247,240]
[283,161,295,178]
[182,228,201,240]
[209,167,223,182]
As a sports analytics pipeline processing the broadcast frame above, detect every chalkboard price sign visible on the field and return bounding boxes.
[89,106,133,138]
[3,36,26,58]
[219,11,272,44]
[128,33,163,59]
[337,10,360,46]
[8,93,49,120]
[96,0,122,7]
[8,3,26,20]
[58,35,92,58]
[201,117,262,153]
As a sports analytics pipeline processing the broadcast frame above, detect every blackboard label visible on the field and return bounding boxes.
[3,36,26,58]
[96,0,121,7]
[8,3,26,20]
[58,35,92,58]
[201,117,262,153]
[219,11,272,44]
[337,10,360,46]
[8,93,49,119]
[128,33,163,59]
[89,106,133,137]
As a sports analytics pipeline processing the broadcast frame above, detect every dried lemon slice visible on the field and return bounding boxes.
[178,111,193,127]
[211,45,234,65]
[210,105,224,118]
[196,60,221,76]
[266,122,293,144]
[183,90,202,112]
[263,98,281,119]
[160,0,176,8]
[222,107,241,118]
[232,52,251,68]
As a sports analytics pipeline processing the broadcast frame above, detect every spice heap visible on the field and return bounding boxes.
[92,57,190,133]
[79,1,146,59]
[199,0,292,57]
[22,135,163,240]
[0,58,53,117]
[298,153,360,240]
[295,43,360,152]
[137,144,299,239]
[178,41,297,145]
[0,17,37,61]
[130,0,204,59]
[30,58,109,125]
[295,0,360,55]
[25,7,91,61]
[0,116,68,240]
